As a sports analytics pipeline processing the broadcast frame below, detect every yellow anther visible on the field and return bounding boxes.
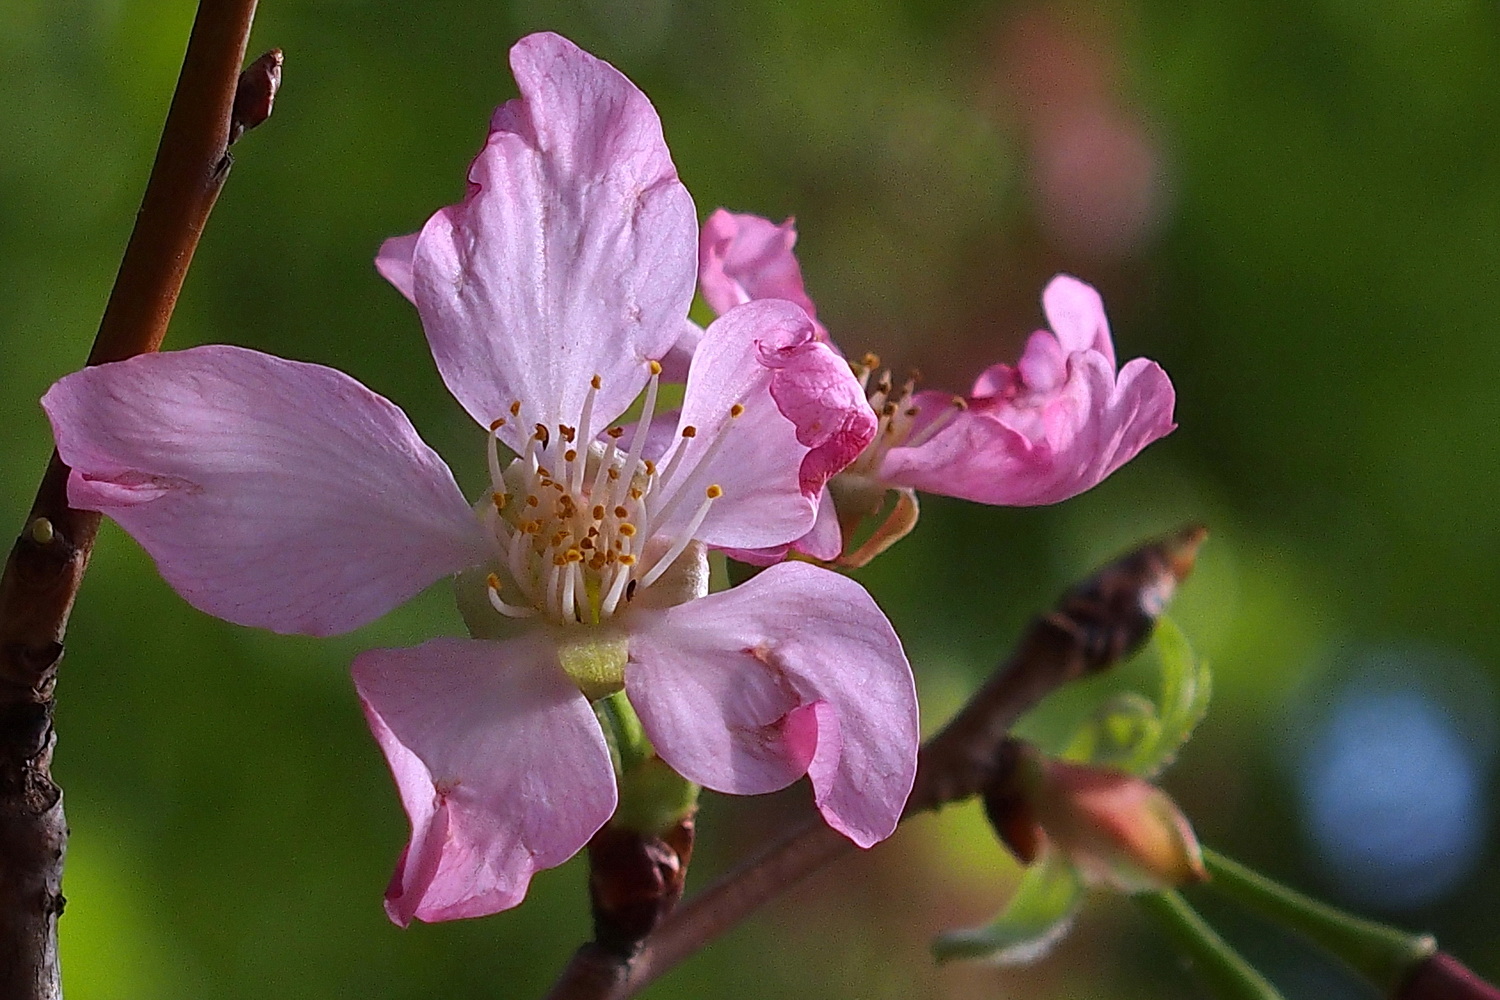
[862,352,881,370]
[705,484,723,499]
[952,396,968,410]
[488,417,507,431]
[526,495,540,507]
[591,374,602,390]
[619,523,637,537]
[730,403,745,418]
[607,468,621,480]
[510,400,522,417]
[681,425,697,439]
[29,518,53,545]
[486,573,501,590]
[566,548,583,563]
[491,491,508,510]
[629,487,643,500]
[553,554,568,567]
[648,360,662,375]
[565,448,578,463]
[619,554,637,566]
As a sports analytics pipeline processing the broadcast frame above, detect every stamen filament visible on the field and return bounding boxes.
[486,573,537,618]
[641,485,720,588]
[901,396,965,450]
[612,361,661,509]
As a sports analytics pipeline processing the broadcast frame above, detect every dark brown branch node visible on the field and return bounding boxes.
[587,818,696,959]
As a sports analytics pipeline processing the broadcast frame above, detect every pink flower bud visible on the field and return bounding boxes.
[1028,756,1207,893]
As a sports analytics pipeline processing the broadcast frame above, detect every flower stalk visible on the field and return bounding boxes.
[1201,848,1436,993]
[1134,891,1287,1000]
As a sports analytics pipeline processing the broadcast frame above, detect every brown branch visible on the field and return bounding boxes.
[0,6,272,997]
[545,524,1206,1000]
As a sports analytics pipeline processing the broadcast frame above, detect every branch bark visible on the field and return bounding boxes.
[545,525,1206,1000]
[0,6,270,996]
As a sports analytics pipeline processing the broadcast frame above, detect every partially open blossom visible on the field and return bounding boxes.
[1004,753,1205,894]
[43,33,915,925]
[699,210,1176,564]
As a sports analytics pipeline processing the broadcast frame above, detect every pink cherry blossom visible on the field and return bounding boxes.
[699,209,1176,562]
[43,33,913,925]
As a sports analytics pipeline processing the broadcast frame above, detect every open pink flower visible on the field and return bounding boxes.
[700,210,1176,563]
[43,34,914,925]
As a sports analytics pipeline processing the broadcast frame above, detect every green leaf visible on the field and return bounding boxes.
[931,855,1086,964]
[1146,616,1212,778]
[1057,616,1211,777]
[1060,691,1160,768]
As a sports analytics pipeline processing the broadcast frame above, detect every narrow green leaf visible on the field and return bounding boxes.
[932,856,1086,964]
[1146,616,1212,777]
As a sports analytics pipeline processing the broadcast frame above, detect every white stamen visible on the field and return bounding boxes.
[641,485,720,588]
[901,397,965,450]
[507,525,536,601]
[486,575,537,618]
[612,361,661,509]
[574,375,601,494]
[486,418,507,485]
[561,553,578,623]
[640,403,741,540]
[600,554,637,616]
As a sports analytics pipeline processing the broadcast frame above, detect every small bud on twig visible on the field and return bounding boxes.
[229,49,282,147]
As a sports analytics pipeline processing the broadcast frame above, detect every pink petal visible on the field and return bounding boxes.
[1042,273,1115,368]
[353,635,616,924]
[42,345,486,636]
[719,484,843,566]
[698,211,824,337]
[652,299,872,551]
[411,32,697,447]
[878,276,1174,506]
[658,318,704,383]
[375,231,419,304]
[626,561,917,846]
[880,353,1175,505]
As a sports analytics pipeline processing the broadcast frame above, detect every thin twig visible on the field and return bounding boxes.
[0,6,271,997]
[545,525,1206,1000]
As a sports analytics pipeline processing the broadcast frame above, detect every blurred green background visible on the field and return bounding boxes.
[3,0,1498,996]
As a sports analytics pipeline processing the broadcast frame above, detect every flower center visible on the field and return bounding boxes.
[845,353,965,478]
[476,363,737,626]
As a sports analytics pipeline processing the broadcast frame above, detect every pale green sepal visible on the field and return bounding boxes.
[932,854,1085,964]
[557,633,629,702]
[454,566,536,642]
[614,756,701,836]
[708,550,731,594]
